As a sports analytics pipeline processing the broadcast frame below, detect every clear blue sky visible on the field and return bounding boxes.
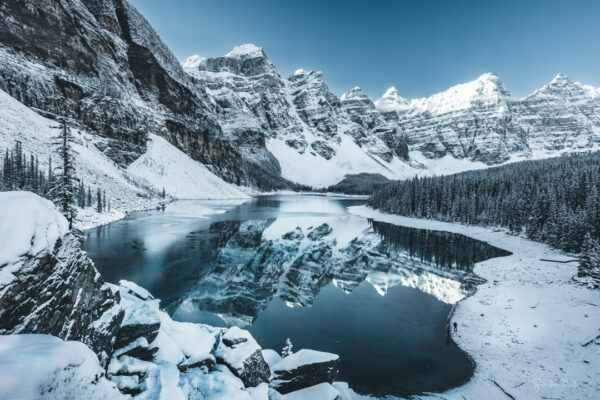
[128,0,600,99]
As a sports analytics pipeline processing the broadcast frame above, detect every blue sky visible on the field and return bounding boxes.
[128,0,600,99]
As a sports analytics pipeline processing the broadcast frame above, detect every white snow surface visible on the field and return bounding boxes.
[0,191,68,266]
[226,43,265,58]
[273,349,339,372]
[0,334,122,399]
[127,134,249,200]
[349,205,600,400]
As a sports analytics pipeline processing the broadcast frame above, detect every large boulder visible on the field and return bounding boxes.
[214,326,270,387]
[270,349,339,394]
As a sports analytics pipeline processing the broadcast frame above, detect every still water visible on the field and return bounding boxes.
[84,195,509,398]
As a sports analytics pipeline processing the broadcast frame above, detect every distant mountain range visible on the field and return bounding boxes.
[1,0,598,190]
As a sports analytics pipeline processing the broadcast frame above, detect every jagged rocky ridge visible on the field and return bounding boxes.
[375,73,600,164]
[183,46,408,187]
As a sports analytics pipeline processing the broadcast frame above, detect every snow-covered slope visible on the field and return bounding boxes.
[127,134,249,200]
[0,88,160,229]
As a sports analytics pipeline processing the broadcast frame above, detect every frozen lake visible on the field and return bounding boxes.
[84,195,509,398]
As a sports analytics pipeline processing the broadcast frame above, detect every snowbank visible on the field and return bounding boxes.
[349,205,600,399]
[0,191,68,266]
[0,334,122,399]
[127,134,249,200]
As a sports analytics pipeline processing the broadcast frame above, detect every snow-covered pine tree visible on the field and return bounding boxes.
[96,187,103,213]
[87,185,92,207]
[281,338,293,357]
[580,233,600,271]
[49,120,77,229]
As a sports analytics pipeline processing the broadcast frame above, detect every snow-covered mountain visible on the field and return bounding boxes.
[375,73,600,164]
[182,45,410,187]
[0,0,599,191]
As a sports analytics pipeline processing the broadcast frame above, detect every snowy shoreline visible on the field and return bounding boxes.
[348,205,600,400]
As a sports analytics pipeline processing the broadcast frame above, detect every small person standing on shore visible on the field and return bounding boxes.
[453,322,458,332]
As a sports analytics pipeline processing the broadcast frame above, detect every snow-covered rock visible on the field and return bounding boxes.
[0,192,123,365]
[0,334,124,399]
[271,349,340,394]
[284,382,341,400]
[215,326,271,387]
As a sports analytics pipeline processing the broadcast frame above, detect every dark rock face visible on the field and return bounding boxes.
[114,322,160,350]
[0,233,123,365]
[0,0,251,185]
[271,350,340,394]
[307,223,333,241]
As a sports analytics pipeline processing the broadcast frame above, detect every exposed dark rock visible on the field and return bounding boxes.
[311,140,336,160]
[114,322,160,350]
[0,233,123,366]
[307,223,333,241]
[282,228,304,241]
[214,327,271,387]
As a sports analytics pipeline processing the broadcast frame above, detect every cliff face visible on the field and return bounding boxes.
[0,0,245,184]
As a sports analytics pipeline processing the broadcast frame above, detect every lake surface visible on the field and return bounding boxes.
[84,195,510,398]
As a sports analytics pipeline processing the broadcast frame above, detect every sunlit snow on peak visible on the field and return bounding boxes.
[225,43,265,58]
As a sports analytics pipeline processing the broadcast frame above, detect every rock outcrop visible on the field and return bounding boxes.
[0,192,122,365]
[271,349,340,394]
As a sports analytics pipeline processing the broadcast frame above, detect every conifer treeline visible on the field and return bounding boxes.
[0,141,110,217]
[368,152,600,275]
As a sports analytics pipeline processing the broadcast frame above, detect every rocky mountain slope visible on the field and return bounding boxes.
[183,45,409,187]
[375,73,600,164]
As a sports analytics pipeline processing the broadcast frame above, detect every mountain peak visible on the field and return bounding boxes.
[340,86,368,101]
[181,55,206,69]
[550,73,571,85]
[225,43,266,58]
[375,87,411,112]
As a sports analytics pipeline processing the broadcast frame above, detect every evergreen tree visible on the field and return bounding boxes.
[281,338,293,358]
[49,121,77,229]
[97,187,103,213]
[580,233,600,271]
